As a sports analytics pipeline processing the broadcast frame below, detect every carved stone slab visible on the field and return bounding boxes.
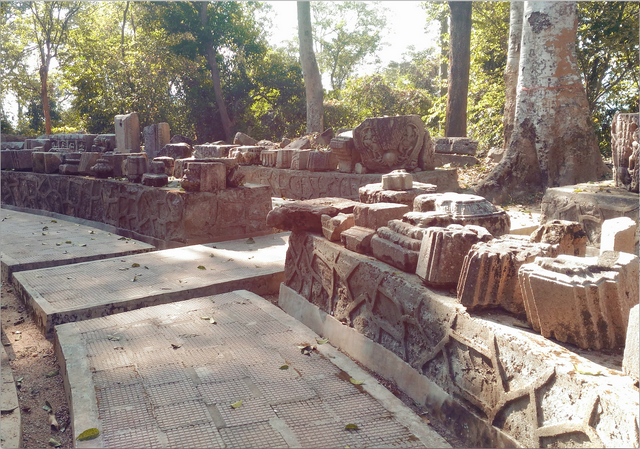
[611,112,639,192]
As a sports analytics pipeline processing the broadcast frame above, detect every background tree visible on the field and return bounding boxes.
[503,1,523,148]
[445,1,472,137]
[297,1,323,133]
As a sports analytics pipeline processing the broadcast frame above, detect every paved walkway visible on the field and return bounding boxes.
[1,208,155,283]
[57,290,449,448]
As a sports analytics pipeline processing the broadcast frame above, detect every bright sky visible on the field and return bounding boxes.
[264,1,439,78]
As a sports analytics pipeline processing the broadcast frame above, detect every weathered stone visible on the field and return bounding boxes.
[76,152,100,176]
[143,123,170,159]
[279,138,291,148]
[6,150,35,171]
[233,132,257,146]
[433,153,479,168]
[381,169,413,190]
[149,160,166,175]
[266,197,358,232]
[387,219,426,241]
[181,162,202,192]
[416,224,493,287]
[611,112,639,193]
[541,182,639,248]
[152,157,175,177]
[31,151,46,173]
[341,226,376,254]
[24,138,52,151]
[321,213,354,241]
[520,251,640,350]
[141,173,168,187]
[623,304,639,383]
[158,143,192,160]
[458,237,558,315]
[171,135,193,146]
[353,203,410,231]
[330,135,359,173]
[199,162,226,192]
[91,134,116,153]
[230,146,263,165]
[49,133,97,153]
[433,137,478,155]
[314,128,334,147]
[530,220,587,256]
[600,217,638,255]
[284,136,311,150]
[403,211,453,228]
[307,150,334,172]
[193,144,239,159]
[1,151,13,170]
[256,139,277,149]
[412,192,510,237]
[376,226,422,251]
[486,146,505,163]
[114,112,140,152]
[59,164,79,175]
[260,149,277,167]
[91,157,114,179]
[354,163,367,174]
[173,157,193,179]
[290,150,311,170]
[123,155,147,183]
[42,152,62,173]
[275,149,294,169]
[353,115,431,172]
[371,234,420,273]
[100,153,128,178]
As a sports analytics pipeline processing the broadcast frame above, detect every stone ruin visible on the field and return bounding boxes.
[612,112,639,193]
[268,167,639,447]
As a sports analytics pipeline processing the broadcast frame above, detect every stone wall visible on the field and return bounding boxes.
[1,171,272,246]
[283,231,639,448]
[237,166,459,200]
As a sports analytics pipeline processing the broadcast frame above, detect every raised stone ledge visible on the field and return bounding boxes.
[1,171,272,247]
[283,231,639,448]
[237,166,459,200]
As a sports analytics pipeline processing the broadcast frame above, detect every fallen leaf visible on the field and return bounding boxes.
[46,370,59,378]
[209,253,215,258]
[49,412,60,430]
[118,268,129,271]
[106,335,120,341]
[76,428,100,441]
[15,335,22,341]
[197,265,206,270]
[80,244,87,247]
[344,424,359,431]
[42,226,49,231]
[48,437,62,447]
[55,243,61,246]
[573,363,603,376]
[171,343,182,349]
[179,334,198,338]
[14,317,24,325]
[65,241,72,244]
[230,400,243,409]
[131,276,137,282]
[246,237,255,244]
[16,376,24,383]
[349,378,364,385]
[89,230,95,234]
[316,337,329,345]
[280,365,289,370]
[51,220,57,223]
[144,266,149,269]
[512,320,531,329]
[131,263,140,268]
[420,414,431,425]
[200,316,216,324]
[43,401,52,413]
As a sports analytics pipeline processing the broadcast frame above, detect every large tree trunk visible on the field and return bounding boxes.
[445,1,472,137]
[476,1,608,204]
[503,1,523,148]
[297,1,324,134]
[39,64,51,135]
[199,2,232,142]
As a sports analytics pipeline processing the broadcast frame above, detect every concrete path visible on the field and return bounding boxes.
[56,290,449,448]
[1,208,155,283]
[1,345,22,448]
[13,233,289,336]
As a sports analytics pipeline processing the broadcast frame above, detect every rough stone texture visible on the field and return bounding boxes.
[381,169,413,190]
[78,152,102,176]
[266,197,358,232]
[141,173,168,187]
[486,146,505,163]
[458,237,559,315]
[193,144,238,158]
[623,304,639,383]
[275,149,294,169]
[307,150,334,172]
[143,123,170,159]
[91,134,116,153]
[1,171,272,245]
[260,149,277,167]
[284,136,311,150]
[114,112,140,153]
[416,224,493,287]
[529,220,588,256]
[237,166,459,200]
[321,213,354,241]
[170,134,194,146]
[150,160,166,175]
[353,115,433,173]
[540,183,639,248]
[371,234,419,273]
[433,137,478,155]
[152,156,175,177]
[102,153,129,178]
[611,112,639,193]
[199,162,226,192]
[181,162,202,192]
[353,203,410,231]
[24,138,52,151]
[8,150,35,171]
[600,216,638,255]
[387,219,427,241]
[359,182,437,208]
[158,143,193,160]
[520,251,640,350]
[59,164,79,175]
[43,152,63,173]
[233,131,257,146]
[123,155,147,183]
[433,153,479,168]
[376,226,422,251]
[90,157,114,178]
[290,150,311,170]
[284,231,640,448]
[412,192,510,237]
[49,133,97,153]
[230,146,263,165]
[31,151,46,173]
[330,135,359,173]
[341,226,376,254]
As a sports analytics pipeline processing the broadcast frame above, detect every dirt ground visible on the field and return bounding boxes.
[1,284,73,449]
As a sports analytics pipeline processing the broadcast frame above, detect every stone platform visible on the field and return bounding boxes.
[54,290,448,448]
[1,171,273,248]
[541,181,639,248]
[237,166,460,200]
[1,208,155,283]
[282,231,639,448]
[13,233,289,336]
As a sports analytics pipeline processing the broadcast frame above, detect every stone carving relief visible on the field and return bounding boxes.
[611,112,639,193]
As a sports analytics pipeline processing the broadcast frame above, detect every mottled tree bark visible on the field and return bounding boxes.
[445,1,472,137]
[297,1,324,133]
[477,1,608,204]
[503,1,523,148]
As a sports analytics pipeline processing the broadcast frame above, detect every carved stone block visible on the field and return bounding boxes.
[152,157,175,177]
[276,149,294,169]
[91,134,116,153]
[433,137,478,155]
[233,131,257,146]
[457,237,558,315]
[91,157,114,178]
[8,150,34,171]
[230,146,263,165]
[530,220,587,256]
[371,234,420,273]
[200,162,226,192]
[114,112,140,153]
[600,217,638,255]
[123,155,147,183]
[611,112,639,193]
[43,152,63,174]
[260,150,277,167]
[416,224,493,287]
[149,160,166,175]
[141,173,168,187]
[341,226,376,254]
[143,122,170,159]
[321,213,354,241]
[31,151,46,173]
[192,144,238,158]
[623,304,639,383]
[381,169,413,190]
[376,226,422,251]
[158,143,192,160]
[290,150,311,170]
[330,135,359,173]
[353,203,410,231]
[520,251,639,350]
[387,219,426,241]
[266,197,358,232]
[359,182,437,207]
[100,154,128,178]
[307,150,333,172]
[59,164,79,175]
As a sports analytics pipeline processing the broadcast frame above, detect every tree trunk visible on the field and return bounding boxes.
[199,2,232,142]
[445,1,472,137]
[297,1,324,134]
[476,1,608,204]
[39,64,51,135]
[438,14,448,97]
[503,1,523,148]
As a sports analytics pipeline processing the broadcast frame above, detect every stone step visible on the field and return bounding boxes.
[14,233,289,337]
